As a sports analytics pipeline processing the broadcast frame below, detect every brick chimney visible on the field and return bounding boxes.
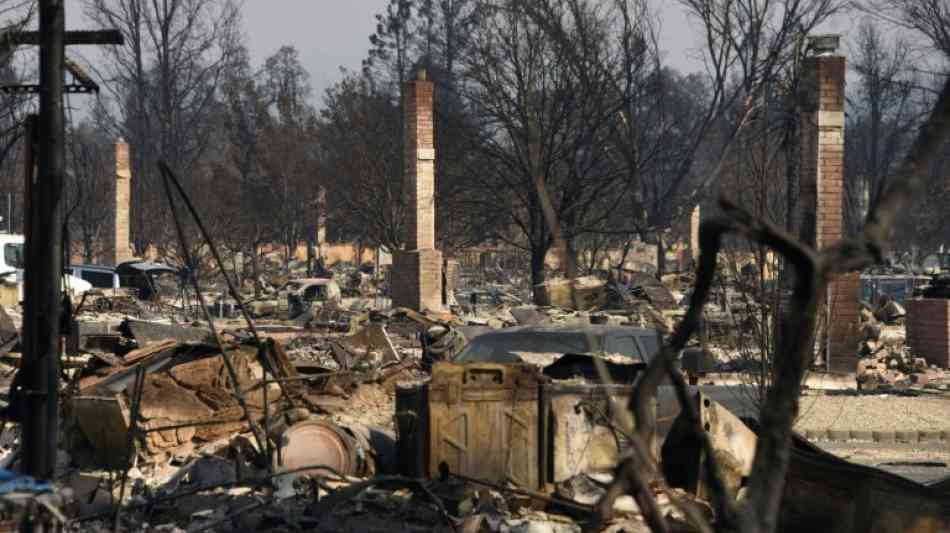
[316,186,327,245]
[391,69,443,311]
[316,185,327,260]
[112,138,133,265]
[799,36,860,373]
[690,205,701,266]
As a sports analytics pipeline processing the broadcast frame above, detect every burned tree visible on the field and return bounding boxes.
[65,118,113,263]
[217,45,271,290]
[844,19,918,236]
[0,2,37,226]
[457,0,648,301]
[257,45,321,274]
[865,0,950,57]
[320,72,408,253]
[82,0,243,255]
[592,57,950,533]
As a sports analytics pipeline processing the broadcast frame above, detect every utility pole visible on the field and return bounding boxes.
[19,0,67,481]
[6,1,122,480]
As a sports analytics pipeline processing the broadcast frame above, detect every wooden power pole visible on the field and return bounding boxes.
[19,0,67,481]
[11,0,122,480]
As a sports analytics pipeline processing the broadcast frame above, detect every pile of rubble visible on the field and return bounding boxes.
[856,298,950,391]
[0,254,945,532]
[474,271,682,334]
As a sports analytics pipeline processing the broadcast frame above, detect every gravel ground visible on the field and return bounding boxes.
[795,392,950,432]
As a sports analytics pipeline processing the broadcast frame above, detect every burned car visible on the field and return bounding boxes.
[452,325,660,367]
[245,277,343,319]
[285,278,342,318]
[451,325,751,432]
[397,324,753,490]
[116,261,181,301]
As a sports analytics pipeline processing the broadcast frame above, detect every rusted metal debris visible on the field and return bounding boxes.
[0,227,943,533]
[396,360,654,493]
[120,319,212,346]
[777,431,950,532]
[340,320,399,364]
[270,419,368,478]
[661,393,756,500]
[661,396,950,532]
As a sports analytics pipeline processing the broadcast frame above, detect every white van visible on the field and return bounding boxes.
[0,233,92,299]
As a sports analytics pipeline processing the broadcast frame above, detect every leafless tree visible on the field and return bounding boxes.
[515,0,840,276]
[320,72,407,254]
[0,0,37,223]
[256,45,320,274]
[862,0,950,58]
[665,0,842,261]
[82,0,243,254]
[844,19,917,234]
[217,45,271,290]
[455,0,652,301]
[65,115,113,264]
[858,0,950,252]
[595,73,950,533]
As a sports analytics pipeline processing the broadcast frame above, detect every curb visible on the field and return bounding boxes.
[801,429,950,443]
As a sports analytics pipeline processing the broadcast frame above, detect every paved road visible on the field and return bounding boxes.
[816,440,950,484]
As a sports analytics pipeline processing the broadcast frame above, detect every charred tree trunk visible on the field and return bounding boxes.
[530,243,550,305]
[250,243,261,298]
[659,237,666,278]
[83,234,94,264]
[306,228,315,277]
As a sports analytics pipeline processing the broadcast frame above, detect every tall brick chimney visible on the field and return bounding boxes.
[799,35,860,373]
[316,185,327,260]
[112,138,133,265]
[391,69,443,311]
[316,186,327,245]
[690,205,700,265]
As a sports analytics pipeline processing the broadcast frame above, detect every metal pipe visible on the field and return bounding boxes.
[113,365,145,532]
[22,0,65,481]
[157,165,269,463]
[262,353,271,470]
[157,162,298,407]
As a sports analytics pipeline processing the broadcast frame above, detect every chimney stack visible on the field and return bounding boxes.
[391,69,443,311]
[112,138,133,265]
[799,35,860,373]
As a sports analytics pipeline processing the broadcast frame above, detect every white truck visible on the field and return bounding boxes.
[0,233,92,300]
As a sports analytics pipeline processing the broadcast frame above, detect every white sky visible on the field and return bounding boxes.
[53,0,861,112]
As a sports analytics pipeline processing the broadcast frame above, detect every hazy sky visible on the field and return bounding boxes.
[59,0,857,108]
[241,1,855,96]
